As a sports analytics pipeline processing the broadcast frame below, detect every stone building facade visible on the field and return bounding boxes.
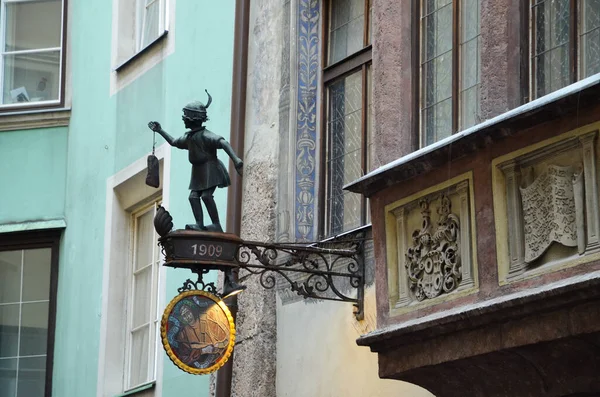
[227,0,600,396]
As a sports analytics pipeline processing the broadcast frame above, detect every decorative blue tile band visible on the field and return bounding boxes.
[295,0,320,241]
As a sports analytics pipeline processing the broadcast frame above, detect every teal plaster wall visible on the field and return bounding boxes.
[0,127,67,225]
[49,0,235,396]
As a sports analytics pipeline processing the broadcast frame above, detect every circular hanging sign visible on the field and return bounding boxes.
[161,290,235,375]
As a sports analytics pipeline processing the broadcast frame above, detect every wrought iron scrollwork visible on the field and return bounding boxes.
[178,268,219,296]
[235,236,365,320]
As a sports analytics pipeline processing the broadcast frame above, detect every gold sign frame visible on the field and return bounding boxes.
[161,290,235,375]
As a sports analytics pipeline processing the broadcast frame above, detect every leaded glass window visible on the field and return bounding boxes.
[323,0,372,237]
[530,0,600,99]
[581,0,600,78]
[531,0,572,98]
[420,0,481,146]
[326,72,364,235]
[460,0,481,129]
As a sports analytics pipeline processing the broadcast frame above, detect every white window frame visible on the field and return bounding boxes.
[110,0,175,95]
[125,201,161,391]
[0,0,65,111]
[97,143,170,397]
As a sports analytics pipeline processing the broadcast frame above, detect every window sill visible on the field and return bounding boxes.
[0,107,71,132]
[114,381,155,397]
[114,31,169,72]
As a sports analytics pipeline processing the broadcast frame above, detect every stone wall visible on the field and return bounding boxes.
[231,0,285,395]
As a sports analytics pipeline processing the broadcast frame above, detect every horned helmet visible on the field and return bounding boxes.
[182,89,212,122]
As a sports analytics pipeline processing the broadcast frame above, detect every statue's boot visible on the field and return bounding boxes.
[187,191,205,231]
[202,192,222,233]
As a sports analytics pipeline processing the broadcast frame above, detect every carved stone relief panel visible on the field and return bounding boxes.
[385,174,477,314]
[493,129,600,282]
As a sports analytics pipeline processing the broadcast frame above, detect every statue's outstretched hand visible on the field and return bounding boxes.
[235,159,243,177]
[148,121,162,132]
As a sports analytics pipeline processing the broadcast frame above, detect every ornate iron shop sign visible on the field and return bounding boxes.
[146,94,365,376]
[161,290,235,374]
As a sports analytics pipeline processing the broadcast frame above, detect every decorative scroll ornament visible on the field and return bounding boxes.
[161,290,235,375]
[236,237,365,319]
[406,196,462,301]
[520,165,579,263]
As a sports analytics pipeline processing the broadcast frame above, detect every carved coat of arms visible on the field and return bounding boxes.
[406,195,462,301]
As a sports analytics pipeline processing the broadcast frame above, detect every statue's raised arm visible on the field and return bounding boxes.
[148,121,178,146]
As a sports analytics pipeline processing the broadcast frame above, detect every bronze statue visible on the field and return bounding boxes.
[149,90,243,232]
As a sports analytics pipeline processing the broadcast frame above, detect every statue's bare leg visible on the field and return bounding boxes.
[186,190,205,231]
[201,187,222,232]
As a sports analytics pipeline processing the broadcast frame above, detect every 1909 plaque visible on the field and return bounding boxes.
[160,230,241,270]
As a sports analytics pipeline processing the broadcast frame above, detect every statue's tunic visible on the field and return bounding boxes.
[173,128,231,191]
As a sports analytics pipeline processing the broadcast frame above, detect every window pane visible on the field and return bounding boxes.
[581,0,600,78]
[2,51,61,105]
[0,251,22,304]
[532,0,571,98]
[129,326,149,388]
[17,356,46,397]
[326,71,364,235]
[132,267,152,329]
[0,304,20,358]
[135,209,155,270]
[22,249,51,303]
[142,1,160,49]
[329,0,365,64]
[421,1,453,62]
[422,98,452,145]
[19,302,49,357]
[5,0,62,52]
[0,358,17,397]
[423,0,452,15]
[421,0,453,143]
